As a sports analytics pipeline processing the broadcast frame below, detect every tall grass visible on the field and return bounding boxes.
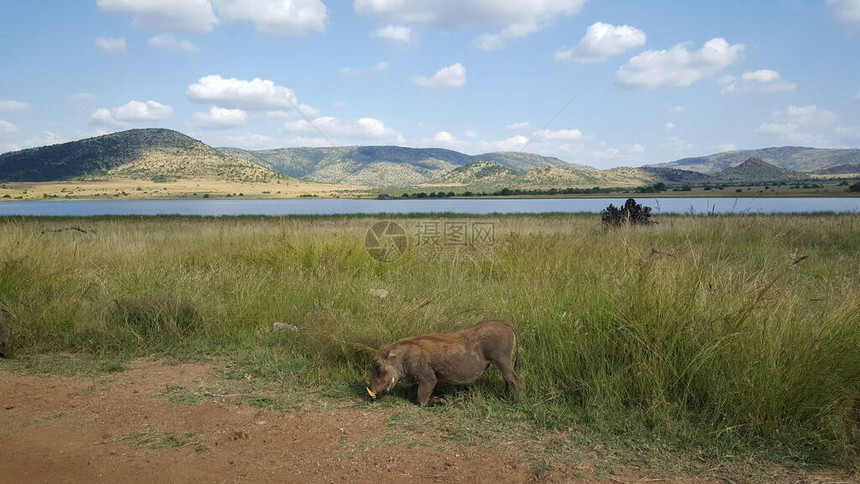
[0,214,857,466]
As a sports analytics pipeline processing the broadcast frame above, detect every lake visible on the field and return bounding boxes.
[0,197,858,217]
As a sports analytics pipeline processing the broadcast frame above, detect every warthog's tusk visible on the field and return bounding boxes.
[366,387,377,400]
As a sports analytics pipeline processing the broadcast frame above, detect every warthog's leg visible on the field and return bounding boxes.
[415,374,437,407]
[407,384,418,403]
[494,359,520,403]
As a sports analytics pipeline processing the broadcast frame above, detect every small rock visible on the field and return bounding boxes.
[367,288,389,299]
[270,322,299,333]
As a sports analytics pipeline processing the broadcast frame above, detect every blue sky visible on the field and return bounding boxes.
[1,0,859,168]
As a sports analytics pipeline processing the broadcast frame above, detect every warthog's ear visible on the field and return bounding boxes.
[387,349,399,358]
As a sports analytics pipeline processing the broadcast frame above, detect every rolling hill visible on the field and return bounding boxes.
[422,161,655,190]
[652,147,860,174]
[716,158,802,183]
[219,146,592,186]
[0,129,284,183]
[2,127,857,191]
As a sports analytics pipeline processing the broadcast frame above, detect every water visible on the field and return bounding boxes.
[0,197,857,217]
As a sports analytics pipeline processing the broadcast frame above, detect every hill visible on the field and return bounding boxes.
[422,161,654,191]
[430,161,520,186]
[470,152,594,172]
[812,163,860,175]
[716,158,802,183]
[220,146,592,187]
[652,147,860,174]
[0,129,283,183]
[640,167,716,184]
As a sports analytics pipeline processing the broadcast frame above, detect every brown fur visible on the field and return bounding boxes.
[367,320,519,406]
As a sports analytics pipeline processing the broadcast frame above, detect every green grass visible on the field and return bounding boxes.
[0,214,858,471]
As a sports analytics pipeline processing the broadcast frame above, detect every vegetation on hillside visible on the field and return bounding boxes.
[656,146,860,174]
[220,145,591,187]
[0,129,284,183]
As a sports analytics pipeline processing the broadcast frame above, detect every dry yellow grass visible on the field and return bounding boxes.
[0,178,369,200]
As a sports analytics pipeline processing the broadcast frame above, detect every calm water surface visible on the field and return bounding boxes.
[0,198,858,217]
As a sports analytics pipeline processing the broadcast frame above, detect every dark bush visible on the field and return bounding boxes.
[601,198,655,227]
[849,182,860,193]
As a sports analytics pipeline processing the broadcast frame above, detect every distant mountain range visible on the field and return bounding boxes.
[219,146,590,186]
[654,146,860,174]
[1,128,858,189]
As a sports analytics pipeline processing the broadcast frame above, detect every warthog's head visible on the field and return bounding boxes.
[367,352,399,401]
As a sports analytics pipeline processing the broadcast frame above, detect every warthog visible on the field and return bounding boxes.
[366,320,519,406]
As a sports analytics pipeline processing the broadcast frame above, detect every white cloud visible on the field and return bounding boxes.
[659,136,695,153]
[757,122,798,136]
[537,128,583,141]
[0,120,18,134]
[114,100,173,120]
[97,0,218,32]
[828,0,860,24]
[148,33,199,52]
[837,125,860,140]
[720,69,796,93]
[95,36,127,53]
[68,93,96,104]
[774,105,838,125]
[664,122,675,130]
[340,61,390,76]
[464,130,479,138]
[756,122,832,146]
[354,0,585,27]
[0,100,32,115]
[433,130,457,144]
[667,104,686,113]
[355,0,586,48]
[372,24,414,43]
[90,108,123,127]
[216,0,327,36]
[757,105,843,146]
[555,22,646,63]
[90,100,174,126]
[284,116,405,144]
[266,104,320,119]
[616,38,744,90]
[714,143,738,152]
[187,75,300,110]
[191,106,248,128]
[506,122,531,131]
[412,63,466,89]
[333,101,347,109]
[474,22,538,51]
[481,135,529,152]
[21,131,66,149]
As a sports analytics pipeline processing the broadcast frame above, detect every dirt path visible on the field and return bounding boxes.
[0,360,851,483]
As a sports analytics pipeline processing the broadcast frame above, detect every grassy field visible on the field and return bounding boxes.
[0,214,857,473]
[0,178,364,200]
[1,179,857,201]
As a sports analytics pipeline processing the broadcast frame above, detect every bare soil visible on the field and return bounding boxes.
[0,359,853,483]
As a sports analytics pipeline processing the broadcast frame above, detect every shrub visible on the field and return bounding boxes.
[601,198,654,226]
[849,182,860,192]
